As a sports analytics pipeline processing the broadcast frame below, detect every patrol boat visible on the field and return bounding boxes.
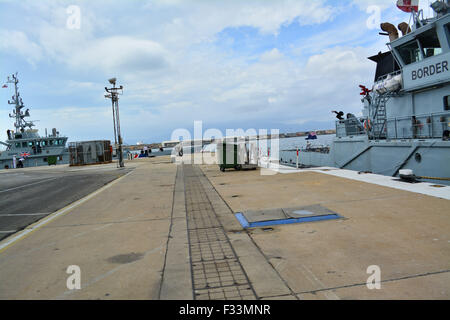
[0,73,69,169]
[281,1,450,184]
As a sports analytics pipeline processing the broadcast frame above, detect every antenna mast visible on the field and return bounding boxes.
[105,78,125,168]
[6,73,34,133]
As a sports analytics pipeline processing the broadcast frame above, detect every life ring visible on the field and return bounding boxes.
[364,119,371,131]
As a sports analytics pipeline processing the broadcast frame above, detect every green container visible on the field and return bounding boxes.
[217,142,242,172]
[47,155,57,165]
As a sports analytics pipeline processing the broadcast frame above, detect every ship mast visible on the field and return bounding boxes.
[6,73,34,133]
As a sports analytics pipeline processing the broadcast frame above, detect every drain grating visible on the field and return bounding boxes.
[235,204,342,229]
[190,240,235,262]
[183,165,257,300]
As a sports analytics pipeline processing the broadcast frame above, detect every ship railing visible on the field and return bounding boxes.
[336,117,368,138]
[386,111,450,140]
[336,112,450,140]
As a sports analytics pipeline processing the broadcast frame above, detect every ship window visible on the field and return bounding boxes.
[417,28,442,58]
[445,96,450,111]
[22,142,27,148]
[397,40,422,65]
[49,140,54,146]
[15,142,20,148]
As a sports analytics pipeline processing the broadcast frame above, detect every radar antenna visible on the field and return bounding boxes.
[5,73,35,132]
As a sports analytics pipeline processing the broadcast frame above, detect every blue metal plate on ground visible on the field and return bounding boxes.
[235,212,342,229]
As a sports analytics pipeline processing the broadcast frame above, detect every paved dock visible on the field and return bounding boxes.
[0,157,449,299]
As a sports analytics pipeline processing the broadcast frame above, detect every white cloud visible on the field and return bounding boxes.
[305,47,371,76]
[352,0,396,10]
[69,36,169,73]
[260,48,284,62]
[146,0,334,41]
[1,0,335,73]
[0,30,43,66]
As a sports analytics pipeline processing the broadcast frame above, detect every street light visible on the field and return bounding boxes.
[105,78,124,168]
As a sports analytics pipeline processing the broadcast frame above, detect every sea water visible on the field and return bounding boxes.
[279,135,335,151]
[277,135,335,166]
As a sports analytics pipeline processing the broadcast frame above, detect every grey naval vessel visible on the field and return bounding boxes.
[281,1,450,185]
[0,73,69,169]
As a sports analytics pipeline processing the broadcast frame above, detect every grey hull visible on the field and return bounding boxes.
[0,151,70,169]
[281,137,450,185]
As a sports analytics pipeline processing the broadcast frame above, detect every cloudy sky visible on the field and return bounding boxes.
[0,0,434,145]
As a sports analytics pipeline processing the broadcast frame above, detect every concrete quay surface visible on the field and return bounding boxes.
[0,156,449,300]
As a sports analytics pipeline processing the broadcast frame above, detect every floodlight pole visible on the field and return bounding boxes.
[105,79,125,168]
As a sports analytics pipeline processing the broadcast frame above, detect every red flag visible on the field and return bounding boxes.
[397,0,419,13]
[2,84,7,88]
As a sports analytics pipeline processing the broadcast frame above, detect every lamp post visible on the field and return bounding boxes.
[105,78,124,168]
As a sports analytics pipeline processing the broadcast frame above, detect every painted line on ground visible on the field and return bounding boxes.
[0,213,49,217]
[0,230,16,233]
[0,169,134,254]
[0,177,59,194]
